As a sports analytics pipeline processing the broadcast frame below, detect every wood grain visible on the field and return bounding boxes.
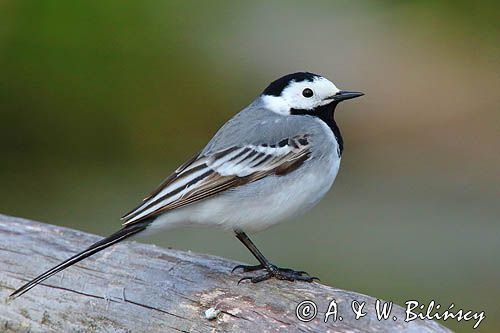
[0,214,452,333]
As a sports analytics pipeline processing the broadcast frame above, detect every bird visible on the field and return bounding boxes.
[10,72,363,299]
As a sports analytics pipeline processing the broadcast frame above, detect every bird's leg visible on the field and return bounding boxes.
[232,230,319,284]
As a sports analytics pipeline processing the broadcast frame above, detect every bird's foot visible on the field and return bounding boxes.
[235,264,319,284]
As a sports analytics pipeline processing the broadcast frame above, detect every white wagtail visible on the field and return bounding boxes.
[10,72,363,298]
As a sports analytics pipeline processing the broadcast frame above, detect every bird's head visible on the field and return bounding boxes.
[260,72,363,115]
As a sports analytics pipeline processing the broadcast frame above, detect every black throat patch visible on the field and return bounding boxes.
[290,102,343,156]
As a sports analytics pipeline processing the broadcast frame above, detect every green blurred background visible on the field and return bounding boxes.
[1,1,499,332]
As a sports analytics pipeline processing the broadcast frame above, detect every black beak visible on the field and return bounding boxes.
[328,90,364,102]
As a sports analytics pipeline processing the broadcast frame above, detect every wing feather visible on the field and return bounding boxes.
[121,134,311,226]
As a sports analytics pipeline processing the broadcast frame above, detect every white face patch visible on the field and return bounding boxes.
[261,76,340,115]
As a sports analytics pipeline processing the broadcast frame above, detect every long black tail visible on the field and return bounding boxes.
[9,221,150,299]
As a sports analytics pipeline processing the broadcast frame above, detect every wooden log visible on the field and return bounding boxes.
[0,214,452,333]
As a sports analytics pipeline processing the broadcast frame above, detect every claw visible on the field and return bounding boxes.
[237,276,253,285]
[232,264,264,273]
[294,275,318,282]
[272,268,310,276]
[232,265,246,273]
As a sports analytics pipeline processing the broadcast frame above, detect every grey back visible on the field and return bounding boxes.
[202,99,331,156]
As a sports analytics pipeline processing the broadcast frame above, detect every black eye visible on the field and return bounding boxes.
[302,88,313,98]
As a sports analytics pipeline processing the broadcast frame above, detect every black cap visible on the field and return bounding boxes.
[262,72,321,96]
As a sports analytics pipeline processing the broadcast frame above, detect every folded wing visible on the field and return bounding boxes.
[121,134,312,226]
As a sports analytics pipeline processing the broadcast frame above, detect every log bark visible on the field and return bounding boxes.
[0,214,451,333]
